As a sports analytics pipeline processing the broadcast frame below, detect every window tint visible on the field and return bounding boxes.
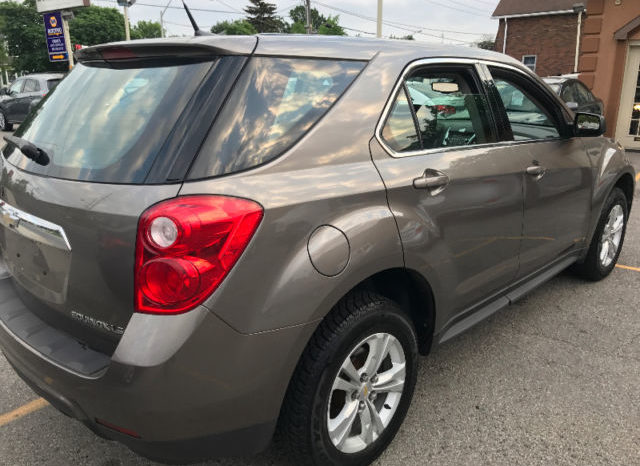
[575,82,593,105]
[8,80,23,94]
[561,83,577,103]
[46,79,61,90]
[494,78,560,140]
[381,87,421,152]
[8,61,214,183]
[23,79,40,92]
[189,58,364,179]
[381,68,492,153]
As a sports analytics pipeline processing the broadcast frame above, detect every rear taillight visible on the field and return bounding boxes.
[135,196,263,314]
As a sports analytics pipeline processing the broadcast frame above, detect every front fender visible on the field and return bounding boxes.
[582,137,635,250]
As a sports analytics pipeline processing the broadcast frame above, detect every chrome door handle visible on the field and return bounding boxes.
[413,170,450,194]
[526,165,545,177]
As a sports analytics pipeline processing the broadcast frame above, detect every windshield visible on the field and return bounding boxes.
[5,61,213,184]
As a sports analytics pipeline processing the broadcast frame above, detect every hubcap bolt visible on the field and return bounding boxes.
[369,393,377,401]
[371,375,378,383]
[358,401,365,411]
[360,373,368,383]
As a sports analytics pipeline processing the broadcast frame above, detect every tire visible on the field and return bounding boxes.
[0,110,12,132]
[573,187,628,281]
[279,291,418,466]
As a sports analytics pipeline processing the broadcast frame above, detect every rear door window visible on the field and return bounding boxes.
[5,61,216,183]
[188,57,364,179]
[23,79,40,93]
[380,66,494,154]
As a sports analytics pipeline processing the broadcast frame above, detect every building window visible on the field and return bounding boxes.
[522,55,537,72]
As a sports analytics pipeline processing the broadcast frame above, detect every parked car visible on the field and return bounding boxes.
[0,73,64,131]
[543,76,604,114]
[0,36,635,466]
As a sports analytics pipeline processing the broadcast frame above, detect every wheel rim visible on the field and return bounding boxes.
[327,333,406,454]
[599,204,624,268]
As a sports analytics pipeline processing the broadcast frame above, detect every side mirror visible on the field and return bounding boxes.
[575,112,606,137]
[566,101,579,111]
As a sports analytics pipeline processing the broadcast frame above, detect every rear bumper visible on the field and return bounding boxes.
[0,278,317,462]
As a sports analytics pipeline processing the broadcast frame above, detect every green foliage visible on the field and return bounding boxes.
[131,20,162,40]
[69,6,125,46]
[0,0,66,73]
[210,19,257,35]
[244,0,285,33]
[288,6,345,35]
[317,15,345,36]
[476,35,495,50]
[390,34,415,40]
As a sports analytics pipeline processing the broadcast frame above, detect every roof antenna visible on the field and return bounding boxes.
[182,0,213,36]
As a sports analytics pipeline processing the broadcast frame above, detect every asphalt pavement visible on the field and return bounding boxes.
[0,147,639,466]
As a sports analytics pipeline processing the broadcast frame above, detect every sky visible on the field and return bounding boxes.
[89,0,502,45]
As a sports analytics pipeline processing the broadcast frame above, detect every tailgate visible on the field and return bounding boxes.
[0,164,179,354]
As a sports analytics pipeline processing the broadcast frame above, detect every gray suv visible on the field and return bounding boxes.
[0,36,635,466]
[0,73,64,131]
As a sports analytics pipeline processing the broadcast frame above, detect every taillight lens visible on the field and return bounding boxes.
[135,196,263,314]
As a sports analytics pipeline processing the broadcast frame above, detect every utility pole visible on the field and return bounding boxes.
[124,3,131,40]
[160,0,172,38]
[61,11,74,70]
[305,0,312,34]
[376,0,382,38]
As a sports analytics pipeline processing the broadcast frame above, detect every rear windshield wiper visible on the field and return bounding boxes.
[2,135,50,166]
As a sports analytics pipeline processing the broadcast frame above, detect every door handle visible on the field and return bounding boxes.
[413,170,450,194]
[526,165,546,177]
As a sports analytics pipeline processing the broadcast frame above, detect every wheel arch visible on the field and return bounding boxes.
[615,172,635,212]
[352,268,436,355]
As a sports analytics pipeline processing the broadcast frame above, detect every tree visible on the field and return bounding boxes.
[0,0,66,74]
[69,6,125,46]
[289,5,322,30]
[244,0,285,33]
[317,15,345,36]
[476,35,495,50]
[131,20,163,40]
[288,6,345,35]
[390,34,415,40]
[210,19,257,35]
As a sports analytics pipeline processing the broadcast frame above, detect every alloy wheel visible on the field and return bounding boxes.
[327,332,406,454]
[599,204,624,268]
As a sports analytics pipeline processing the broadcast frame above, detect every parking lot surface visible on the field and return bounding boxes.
[0,147,639,466]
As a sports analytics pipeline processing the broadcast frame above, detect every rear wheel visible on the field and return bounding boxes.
[279,292,418,466]
[573,187,628,281]
[0,110,12,132]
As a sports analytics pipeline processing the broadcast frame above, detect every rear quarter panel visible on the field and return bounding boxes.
[179,51,418,335]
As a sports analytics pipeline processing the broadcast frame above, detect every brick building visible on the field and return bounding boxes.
[579,0,640,149]
[492,0,585,77]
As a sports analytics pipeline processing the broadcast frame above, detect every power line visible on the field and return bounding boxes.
[423,0,486,16]
[313,0,488,36]
[210,0,243,14]
[439,0,487,13]
[312,0,476,43]
[95,0,242,14]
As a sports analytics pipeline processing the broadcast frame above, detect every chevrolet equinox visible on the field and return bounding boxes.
[0,35,635,466]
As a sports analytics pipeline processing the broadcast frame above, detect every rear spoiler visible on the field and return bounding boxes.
[75,37,258,65]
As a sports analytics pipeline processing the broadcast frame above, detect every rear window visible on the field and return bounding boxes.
[5,61,213,184]
[46,79,61,90]
[187,57,364,179]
